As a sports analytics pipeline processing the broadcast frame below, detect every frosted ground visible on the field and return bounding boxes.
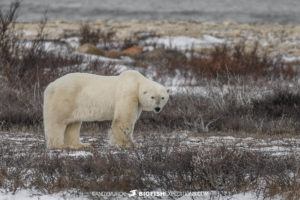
[1,32,300,199]
[1,130,299,200]
[0,189,284,200]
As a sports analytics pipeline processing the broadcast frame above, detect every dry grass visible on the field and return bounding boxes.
[252,90,300,119]
[1,3,300,198]
[132,42,297,86]
[188,43,295,81]
[137,88,300,135]
[79,23,115,50]
[0,132,299,199]
[0,2,117,128]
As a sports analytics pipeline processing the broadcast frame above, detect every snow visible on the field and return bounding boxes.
[144,35,225,50]
[7,137,42,142]
[59,151,93,157]
[176,191,279,200]
[2,33,299,200]
[75,52,122,62]
[1,131,297,200]
[21,30,36,37]
[0,189,88,200]
[183,135,300,156]
[203,35,225,44]
[113,64,131,72]
[0,189,280,200]
[61,37,80,49]
[282,55,300,62]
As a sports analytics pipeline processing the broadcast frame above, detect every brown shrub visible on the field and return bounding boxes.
[120,38,139,50]
[0,87,41,127]
[79,23,101,46]
[132,42,296,84]
[252,90,300,119]
[0,3,119,128]
[1,2,299,137]
[0,1,20,63]
[188,43,295,81]
[0,136,298,199]
[79,23,115,50]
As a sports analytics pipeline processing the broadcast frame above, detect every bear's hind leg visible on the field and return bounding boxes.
[45,122,66,149]
[64,122,90,149]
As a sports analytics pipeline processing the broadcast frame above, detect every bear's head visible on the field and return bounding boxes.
[139,81,170,113]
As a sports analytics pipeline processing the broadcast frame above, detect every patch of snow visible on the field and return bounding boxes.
[21,30,37,37]
[170,86,209,95]
[61,37,80,49]
[0,189,88,200]
[183,135,300,156]
[63,151,93,157]
[88,138,98,142]
[8,137,42,142]
[282,56,300,63]
[76,52,122,62]
[203,35,225,44]
[0,189,282,200]
[283,40,300,46]
[144,35,225,50]
[113,64,131,73]
[47,150,93,158]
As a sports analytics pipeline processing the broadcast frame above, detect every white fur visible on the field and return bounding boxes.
[43,70,169,149]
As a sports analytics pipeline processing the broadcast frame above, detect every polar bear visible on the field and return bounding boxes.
[43,70,169,149]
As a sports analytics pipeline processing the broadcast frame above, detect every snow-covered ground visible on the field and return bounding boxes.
[144,35,225,50]
[183,135,300,156]
[0,189,281,200]
[2,34,300,200]
[0,130,299,199]
[0,189,87,200]
[2,131,300,157]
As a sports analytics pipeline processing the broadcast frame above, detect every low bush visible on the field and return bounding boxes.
[133,41,296,85]
[79,23,115,50]
[187,43,292,80]
[252,90,300,119]
[79,23,102,46]
[0,135,298,199]
[1,2,299,136]
[0,3,117,128]
[1,2,299,199]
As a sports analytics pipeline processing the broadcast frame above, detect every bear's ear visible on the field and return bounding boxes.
[166,88,170,93]
[143,91,147,95]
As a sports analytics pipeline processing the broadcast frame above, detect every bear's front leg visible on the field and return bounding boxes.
[110,98,140,148]
[110,119,136,148]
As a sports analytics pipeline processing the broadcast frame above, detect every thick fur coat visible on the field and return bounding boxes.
[43,70,169,149]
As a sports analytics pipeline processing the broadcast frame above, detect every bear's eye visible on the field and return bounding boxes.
[162,97,165,100]
[151,96,155,99]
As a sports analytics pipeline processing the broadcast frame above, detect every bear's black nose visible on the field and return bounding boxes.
[155,107,161,112]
